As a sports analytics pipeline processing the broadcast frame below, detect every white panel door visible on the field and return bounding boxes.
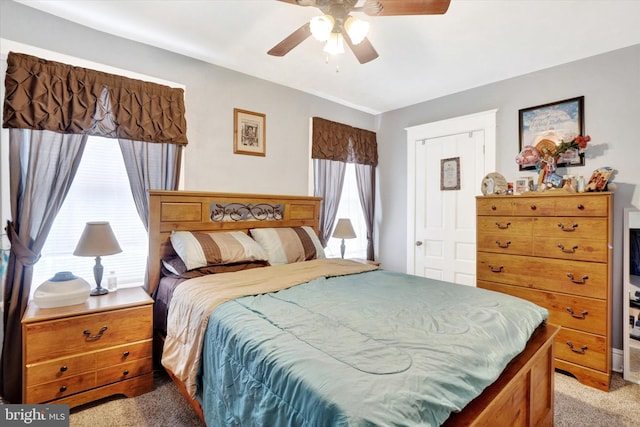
[413,131,484,285]
[406,110,497,286]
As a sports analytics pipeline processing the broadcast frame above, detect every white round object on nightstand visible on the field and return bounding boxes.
[34,271,91,308]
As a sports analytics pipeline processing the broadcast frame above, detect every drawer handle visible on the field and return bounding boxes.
[123,351,130,358]
[577,204,585,210]
[59,385,67,393]
[495,221,511,229]
[495,240,511,249]
[83,326,108,340]
[123,370,130,376]
[60,366,68,373]
[557,223,578,232]
[566,341,588,354]
[488,264,504,273]
[491,205,497,211]
[566,307,588,319]
[530,205,537,211]
[567,273,589,284]
[557,244,578,254]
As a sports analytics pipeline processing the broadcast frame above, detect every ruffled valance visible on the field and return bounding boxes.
[312,117,377,166]
[2,52,187,145]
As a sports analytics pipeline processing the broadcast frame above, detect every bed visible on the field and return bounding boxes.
[148,190,558,426]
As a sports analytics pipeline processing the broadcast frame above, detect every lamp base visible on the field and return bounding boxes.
[90,286,109,296]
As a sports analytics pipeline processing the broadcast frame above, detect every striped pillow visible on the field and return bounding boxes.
[250,226,325,266]
[170,231,268,271]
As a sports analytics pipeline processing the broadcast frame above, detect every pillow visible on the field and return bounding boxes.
[170,230,268,271]
[161,256,269,279]
[250,226,325,266]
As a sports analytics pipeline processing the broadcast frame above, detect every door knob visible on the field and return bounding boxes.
[415,241,423,246]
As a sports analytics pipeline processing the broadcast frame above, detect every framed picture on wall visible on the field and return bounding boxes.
[234,108,266,156]
[440,157,460,190]
[518,96,585,171]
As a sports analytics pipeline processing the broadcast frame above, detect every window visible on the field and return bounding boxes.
[32,137,148,292]
[324,163,368,259]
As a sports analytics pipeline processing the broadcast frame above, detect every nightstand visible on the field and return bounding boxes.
[22,287,154,407]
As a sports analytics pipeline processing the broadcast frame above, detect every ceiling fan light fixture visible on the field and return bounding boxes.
[323,32,345,55]
[310,15,334,42]
[344,16,369,45]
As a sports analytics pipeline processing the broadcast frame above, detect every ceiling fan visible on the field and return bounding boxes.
[267,0,451,64]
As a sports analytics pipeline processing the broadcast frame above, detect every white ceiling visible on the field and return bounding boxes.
[15,0,640,114]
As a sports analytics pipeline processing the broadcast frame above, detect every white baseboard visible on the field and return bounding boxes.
[612,348,623,372]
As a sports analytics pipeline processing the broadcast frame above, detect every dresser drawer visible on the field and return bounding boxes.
[552,196,609,217]
[533,236,608,262]
[477,234,532,255]
[476,198,514,216]
[555,328,607,372]
[96,357,153,387]
[24,305,153,364]
[513,197,555,216]
[25,372,96,403]
[477,216,533,235]
[477,281,606,335]
[477,252,607,299]
[532,217,608,238]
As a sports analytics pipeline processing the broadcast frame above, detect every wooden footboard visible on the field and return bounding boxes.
[164,323,558,426]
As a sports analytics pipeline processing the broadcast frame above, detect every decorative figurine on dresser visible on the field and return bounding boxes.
[476,191,613,391]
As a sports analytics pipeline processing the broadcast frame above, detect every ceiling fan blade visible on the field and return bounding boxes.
[363,0,451,16]
[343,31,379,64]
[267,23,312,57]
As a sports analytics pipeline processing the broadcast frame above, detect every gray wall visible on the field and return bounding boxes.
[377,44,640,351]
[3,0,639,351]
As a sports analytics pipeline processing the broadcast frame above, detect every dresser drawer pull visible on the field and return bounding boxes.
[123,370,130,376]
[491,205,497,211]
[557,244,578,254]
[59,385,67,393]
[577,204,585,210]
[566,307,588,319]
[83,326,108,340]
[567,273,589,284]
[488,264,504,273]
[123,351,130,358]
[557,223,578,232]
[495,221,511,229]
[530,205,537,211]
[59,366,68,373]
[495,240,511,248]
[566,341,588,354]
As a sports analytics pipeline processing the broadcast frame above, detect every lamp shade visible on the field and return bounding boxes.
[73,221,122,257]
[332,218,356,239]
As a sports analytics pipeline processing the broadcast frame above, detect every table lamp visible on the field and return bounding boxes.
[73,221,122,296]
[332,218,356,259]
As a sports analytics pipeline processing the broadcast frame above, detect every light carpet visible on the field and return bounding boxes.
[66,369,639,426]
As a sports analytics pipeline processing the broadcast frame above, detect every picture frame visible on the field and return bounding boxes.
[518,96,584,171]
[234,108,266,156]
[440,157,460,190]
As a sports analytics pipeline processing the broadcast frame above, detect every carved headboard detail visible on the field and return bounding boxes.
[147,190,322,295]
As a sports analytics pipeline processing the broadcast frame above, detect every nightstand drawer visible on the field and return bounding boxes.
[96,357,153,386]
[97,340,152,368]
[24,305,152,364]
[25,372,96,403]
[25,353,95,385]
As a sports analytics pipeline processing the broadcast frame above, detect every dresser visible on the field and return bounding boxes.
[22,287,154,406]
[476,191,612,391]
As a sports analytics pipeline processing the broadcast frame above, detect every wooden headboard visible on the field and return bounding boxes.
[147,190,323,294]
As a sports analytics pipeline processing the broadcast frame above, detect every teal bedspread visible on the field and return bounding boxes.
[197,269,548,426]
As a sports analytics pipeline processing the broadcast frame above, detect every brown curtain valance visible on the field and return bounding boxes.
[2,52,188,145]
[312,117,378,166]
